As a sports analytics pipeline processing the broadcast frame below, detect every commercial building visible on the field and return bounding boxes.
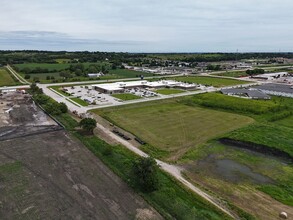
[92,80,197,94]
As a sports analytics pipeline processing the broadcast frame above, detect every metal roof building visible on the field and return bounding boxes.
[221,88,271,99]
[254,83,293,98]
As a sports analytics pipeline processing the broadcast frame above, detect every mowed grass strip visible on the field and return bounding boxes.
[95,101,254,161]
[0,68,18,86]
[156,88,185,95]
[112,93,141,101]
[174,76,249,87]
[70,97,89,106]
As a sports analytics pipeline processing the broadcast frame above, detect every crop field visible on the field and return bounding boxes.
[14,62,103,71]
[108,69,151,78]
[0,68,18,86]
[174,76,249,87]
[155,88,185,95]
[94,99,254,161]
[112,93,141,101]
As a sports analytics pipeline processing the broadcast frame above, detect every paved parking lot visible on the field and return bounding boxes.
[124,87,158,98]
[64,86,121,105]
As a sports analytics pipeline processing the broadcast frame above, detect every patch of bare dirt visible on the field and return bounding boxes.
[0,130,162,220]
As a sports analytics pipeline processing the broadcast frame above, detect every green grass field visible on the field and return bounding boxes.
[181,92,283,116]
[0,68,18,86]
[70,97,89,106]
[174,76,249,87]
[94,100,254,161]
[108,69,150,78]
[216,71,248,78]
[225,123,293,158]
[14,62,105,71]
[112,93,141,101]
[156,88,185,95]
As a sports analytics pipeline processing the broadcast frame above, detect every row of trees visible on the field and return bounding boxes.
[246,68,265,76]
[30,83,68,115]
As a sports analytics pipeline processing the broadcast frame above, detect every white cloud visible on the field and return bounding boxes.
[0,0,292,51]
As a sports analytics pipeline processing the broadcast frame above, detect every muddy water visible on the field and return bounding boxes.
[194,155,274,184]
[214,159,273,184]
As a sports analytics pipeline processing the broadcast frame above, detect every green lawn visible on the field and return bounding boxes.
[112,93,141,101]
[70,97,89,106]
[94,100,254,161]
[50,86,71,97]
[216,71,248,78]
[108,69,151,78]
[174,76,249,87]
[0,68,18,86]
[156,88,185,95]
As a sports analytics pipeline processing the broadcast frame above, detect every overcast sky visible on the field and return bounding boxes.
[0,0,292,52]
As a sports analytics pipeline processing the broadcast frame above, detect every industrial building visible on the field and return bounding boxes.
[254,83,293,98]
[251,72,288,80]
[221,88,271,99]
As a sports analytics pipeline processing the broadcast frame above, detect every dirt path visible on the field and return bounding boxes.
[91,115,237,219]
[5,65,30,85]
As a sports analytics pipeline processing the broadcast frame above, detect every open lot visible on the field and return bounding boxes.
[0,130,161,220]
[0,91,162,220]
[174,76,249,87]
[0,68,18,86]
[93,99,254,161]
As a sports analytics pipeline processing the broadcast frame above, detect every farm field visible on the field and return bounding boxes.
[155,88,185,95]
[14,62,103,71]
[0,68,18,86]
[174,76,249,87]
[112,93,141,101]
[93,99,254,161]
[108,69,152,78]
[13,63,147,83]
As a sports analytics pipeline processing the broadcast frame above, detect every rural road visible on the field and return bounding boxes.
[5,65,30,85]
[92,116,237,219]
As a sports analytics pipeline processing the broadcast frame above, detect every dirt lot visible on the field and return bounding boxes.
[0,92,60,140]
[0,92,162,220]
[0,130,162,220]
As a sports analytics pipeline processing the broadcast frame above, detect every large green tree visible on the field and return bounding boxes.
[132,157,159,192]
[79,118,97,133]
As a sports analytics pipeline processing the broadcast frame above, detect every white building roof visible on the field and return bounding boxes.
[92,80,197,92]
